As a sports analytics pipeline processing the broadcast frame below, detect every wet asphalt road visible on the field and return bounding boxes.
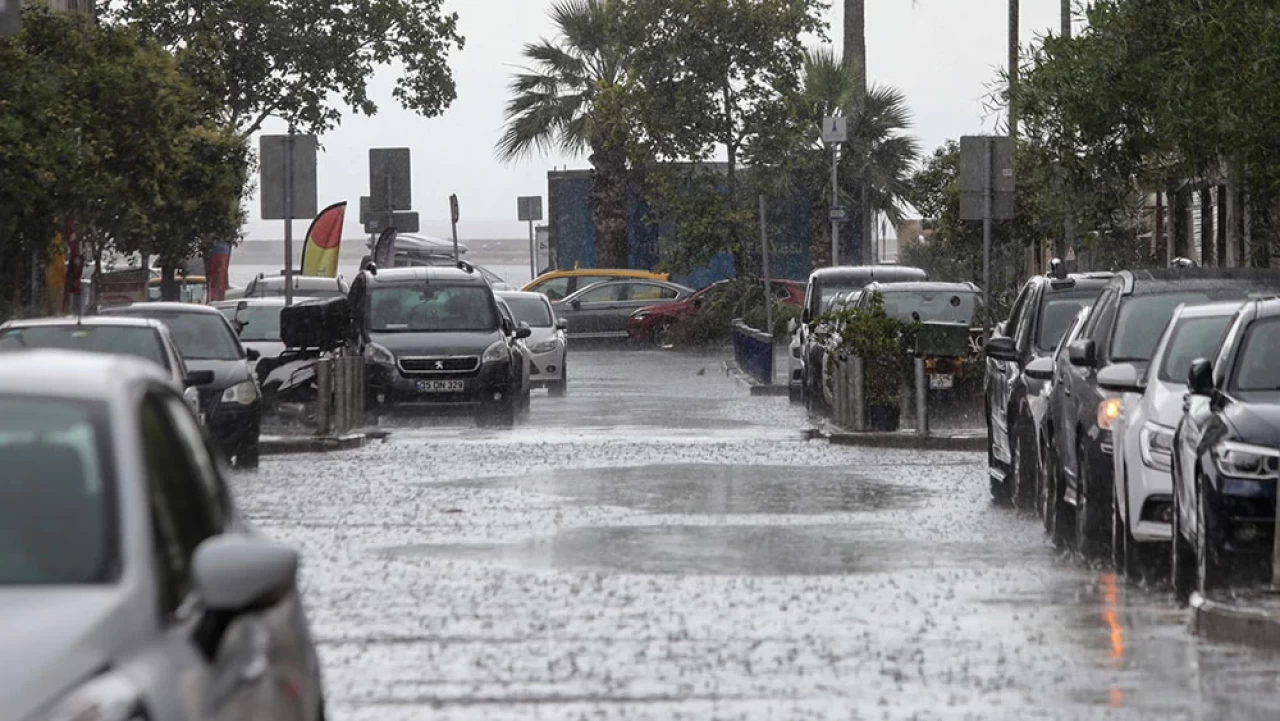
[235,349,1280,720]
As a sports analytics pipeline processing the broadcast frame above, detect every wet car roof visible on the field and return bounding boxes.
[363,265,490,287]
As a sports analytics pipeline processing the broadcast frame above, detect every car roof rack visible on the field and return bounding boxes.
[457,260,475,274]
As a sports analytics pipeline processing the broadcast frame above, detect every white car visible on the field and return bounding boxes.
[241,273,349,300]
[498,291,568,396]
[787,320,805,403]
[212,298,288,372]
[1100,300,1243,578]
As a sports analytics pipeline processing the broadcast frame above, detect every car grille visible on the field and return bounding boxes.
[398,356,480,374]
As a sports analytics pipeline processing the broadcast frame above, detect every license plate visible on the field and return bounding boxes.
[416,380,465,393]
[929,373,954,390]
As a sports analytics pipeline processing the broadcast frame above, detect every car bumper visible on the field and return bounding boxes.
[206,400,262,453]
[367,361,515,406]
[1205,477,1277,556]
[1125,454,1174,543]
[626,318,656,341]
[529,348,565,383]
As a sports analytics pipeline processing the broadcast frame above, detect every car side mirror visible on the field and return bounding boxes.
[1097,362,1145,394]
[515,321,532,340]
[1068,339,1097,368]
[245,348,261,362]
[185,370,216,387]
[192,535,298,614]
[1187,358,1214,395]
[571,300,582,311]
[555,317,569,331]
[236,300,248,312]
[1025,356,1055,381]
[985,335,1018,361]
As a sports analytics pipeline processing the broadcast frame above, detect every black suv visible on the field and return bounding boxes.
[1046,268,1280,559]
[985,268,1114,508]
[349,262,531,423]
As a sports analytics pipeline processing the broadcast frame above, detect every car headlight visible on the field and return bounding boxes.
[1096,397,1122,430]
[482,341,509,364]
[365,342,395,365]
[44,672,146,721]
[1214,441,1280,481]
[220,379,259,405]
[632,311,650,321]
[1139,421,1175,472]
[529,340,561,354]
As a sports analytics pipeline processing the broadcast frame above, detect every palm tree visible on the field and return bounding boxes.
[496,0,630,268]
[800,46,920,267]
[843,0,866,93]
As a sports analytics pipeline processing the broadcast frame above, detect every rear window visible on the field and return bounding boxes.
[879,291,976,325]
[503,297,553,327]
[0,325,169,369]
[114,311,242,361]
[0,395,115,585]
[1111,293,1213,362]
[1037,292,1097,352]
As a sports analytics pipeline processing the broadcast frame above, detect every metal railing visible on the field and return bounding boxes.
[315,353,365,436]
[732,319,774,386]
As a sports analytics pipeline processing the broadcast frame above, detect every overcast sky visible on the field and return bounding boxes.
[246,0,1064,241]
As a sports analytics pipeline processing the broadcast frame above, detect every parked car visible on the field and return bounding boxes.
[627,279,805,346]
[1098,301,1242,579]
[552,279,694,340]
[1170,296,1280,598]
[524,268,671,301]
[498,290,569,395]
[240,273,349,300]
[494,296,534,413]
[796,265,928,409]
[102,303,263,468]
[145,274,208,304]
[212,297,288,373]
[349,262,531,424]
[0,350,325,721]
[1044,268,1280,559]
[984,267,1114,507]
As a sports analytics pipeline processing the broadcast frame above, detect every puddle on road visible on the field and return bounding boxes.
[439,464,930,515]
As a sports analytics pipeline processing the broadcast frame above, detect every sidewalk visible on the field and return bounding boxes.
[1192,590,1280,650]
[722,345,794,397]
[259,427,390,456]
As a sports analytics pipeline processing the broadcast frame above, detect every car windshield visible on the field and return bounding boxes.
[880,291,976,324]
[225,305,283,342]
[370,285,497,332]
[1158,315,1234,384]
[1111,292,1213,362]
[0,325,169,369]
[1036,292,1097,352]
[502,297,553,327]
[0,395,114,585]
[117,311,241,361]
[1233,318,1280,392]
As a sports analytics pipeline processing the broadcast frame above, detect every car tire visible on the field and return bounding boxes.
[652,320,675,348]
[1011,416,1036,512]
[1038,434,1054,531]
[1075,442,1112,561]
[789,384,803,404]
[237,442,260,469]
[1195,473,1228,595]
[1050,449,1075,550]
[1111,478,1128,572]
[1171,489,1196,602]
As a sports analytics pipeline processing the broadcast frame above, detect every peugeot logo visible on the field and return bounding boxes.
[435,360,445,370]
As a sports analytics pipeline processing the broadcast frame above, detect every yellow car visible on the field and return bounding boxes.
[523,268,670,301]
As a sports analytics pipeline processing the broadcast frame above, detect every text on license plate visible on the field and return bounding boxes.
[416,380,465,393]
[929,373,954,390]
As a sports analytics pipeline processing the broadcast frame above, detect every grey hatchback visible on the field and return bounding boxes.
[0,350,324,721]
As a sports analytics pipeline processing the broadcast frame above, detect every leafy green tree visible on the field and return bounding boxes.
[496,0,631,268]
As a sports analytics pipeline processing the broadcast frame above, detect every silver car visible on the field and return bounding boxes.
[552,279,694,339]
[0,350,325,721]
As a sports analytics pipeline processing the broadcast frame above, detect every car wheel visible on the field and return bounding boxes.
[1111,478,1127,573]
[1195,472,1228,595]
[1171,489,1196,602]
[236,442,260,469]
[1011,417,1036,512]
[1050,451,1075,550]
[1038,435,1053,531]
[652,320,675,348]
[1075,442,1112,561]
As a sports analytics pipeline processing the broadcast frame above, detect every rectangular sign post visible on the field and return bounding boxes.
[960,135,1016,341]
[364,212,420,235]
[260,132,318,307]
[518,196,544,281]
[822,117,848,266]
[0,0,19,36]
[449,195,461,262]
[759,195,773,355]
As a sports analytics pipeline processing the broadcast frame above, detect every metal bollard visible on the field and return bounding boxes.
[833,357,846,428]
[915,357,929,437]
[353,356,366,429]
[852,356,865,432]
[316,357,332,437]
[335,355,350,435]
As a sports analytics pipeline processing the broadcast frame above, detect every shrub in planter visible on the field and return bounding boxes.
[813,292,919,431]
[667,278,801,348]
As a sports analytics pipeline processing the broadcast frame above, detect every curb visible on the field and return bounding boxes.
[827,431,987,452]
[723,360,791,397]
[1191,592,1280,650]
[260,433,370,456]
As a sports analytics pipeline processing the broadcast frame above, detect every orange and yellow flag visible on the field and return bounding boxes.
[300,201,347,278]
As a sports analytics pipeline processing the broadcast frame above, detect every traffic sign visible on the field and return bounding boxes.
[259,134,318,220]
[1,0,19,36]
[517,196,543,222]
[821,116,848,144]
[369,148,412,212]
[364,211,419,235]
[449,194,460,224]
[359,196,371,224]
[829,207,849,222]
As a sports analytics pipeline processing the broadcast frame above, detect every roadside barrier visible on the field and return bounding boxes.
[828,354,930,436]
[732,319,774,386]
[316,353,364,436]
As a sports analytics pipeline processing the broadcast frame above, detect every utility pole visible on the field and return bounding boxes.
[1059,0,1073,262]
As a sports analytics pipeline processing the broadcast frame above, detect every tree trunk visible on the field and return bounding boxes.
[843,0,866,93]
[1216,184,1228,267]
[161,265,179,302]
[1170,185,1189,260]
[1200,187,1213,266]
[589,144,629,269]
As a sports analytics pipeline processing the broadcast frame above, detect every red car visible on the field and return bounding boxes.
[627,279,806,344]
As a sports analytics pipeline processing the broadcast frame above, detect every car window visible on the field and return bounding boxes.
[574,276,612,292]
[1036,292,1096,353]
[228,305,283,342]
[1082,287,1118,341]
[503,297,554,327]
[1158,315,1233,384]
[369,285,497,332]
[532,277,571,301]
[115,311,242,361]
[1232,318,1280,392]
[578,283,626,303]
[162,394,231,520]
[0,395,115,585]
[141,392,223,616]
[0,325,170,370]
[631,284,676,301]
[1111,292,1213,362]
[1004,281,1033,337]
[879,291,976,324]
